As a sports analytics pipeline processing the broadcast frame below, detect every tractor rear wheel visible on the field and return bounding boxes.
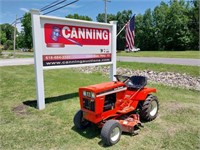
[139,94,159,121]
[101,120,122,146]
[73,110,90,129]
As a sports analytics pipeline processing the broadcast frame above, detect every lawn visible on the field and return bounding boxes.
[0,54,33,59]
[0,65,199,150]
[1,50,199,59]
[117,51,199,59]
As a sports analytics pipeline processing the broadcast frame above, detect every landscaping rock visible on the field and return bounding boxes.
[73,66,200,91]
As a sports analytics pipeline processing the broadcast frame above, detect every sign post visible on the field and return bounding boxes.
[109,21,117,81]
[31,9,117,110]
[31,10,45,110]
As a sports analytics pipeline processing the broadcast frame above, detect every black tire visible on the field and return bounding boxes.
[101,120,122,146]
[73,110,90,129]
[139,94,159,121]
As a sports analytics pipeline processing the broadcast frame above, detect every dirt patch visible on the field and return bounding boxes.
[164,101,185,112]
[166,125,180,136]
[12,104,31,115]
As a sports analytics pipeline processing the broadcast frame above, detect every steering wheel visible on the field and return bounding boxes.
[114,75,130,83]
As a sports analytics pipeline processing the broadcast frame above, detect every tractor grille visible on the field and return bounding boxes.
[83,98,95,111]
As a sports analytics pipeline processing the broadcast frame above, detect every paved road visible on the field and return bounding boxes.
[117,56,200,66]
[0,58,34,66]
[0,57,199,67]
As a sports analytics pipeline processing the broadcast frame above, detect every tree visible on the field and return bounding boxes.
[134,14,144,49]
[164,0,191,50]
[16,31,26,49]
[3,40,13,50]
[0,32,7,45]
[152,2,169,50]
[21,13,32,49]
[66,13,92,21]
[135,0,198,50]
[96,13,105,22]
[96,13,116,23]
[0,23,14,41]
[141,9,156,50]
[0,23,17,50]
[187,0,199,50]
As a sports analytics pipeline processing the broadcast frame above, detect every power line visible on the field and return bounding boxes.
[11,19,22,25]
[11,0,79,25]
[40,0,61,11]
[40,0,67,12]
[10,0,79,36]
[43,0,79,15]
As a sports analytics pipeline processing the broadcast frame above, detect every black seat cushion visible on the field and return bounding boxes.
[126,76,147,89]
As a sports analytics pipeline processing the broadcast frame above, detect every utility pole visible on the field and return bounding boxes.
[13,15,17,58]
[104,0,111,23]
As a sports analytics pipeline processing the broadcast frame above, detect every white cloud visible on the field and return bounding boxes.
[20,8,29,13]
[67,4,82,9]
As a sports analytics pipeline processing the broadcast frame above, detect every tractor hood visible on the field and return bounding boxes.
[79,81,126,95]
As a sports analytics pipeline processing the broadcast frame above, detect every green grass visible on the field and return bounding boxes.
[0,50,33,59]
[2,50,33,53]
[0,54,33,59]
[0,65,199,150]
[117,51,200,59]
[1,50,199,59]
[117,61,199,77]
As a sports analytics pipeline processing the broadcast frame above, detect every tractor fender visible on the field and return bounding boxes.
[135,88,156,101]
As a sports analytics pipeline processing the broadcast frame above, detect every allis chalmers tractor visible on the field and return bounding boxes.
[73,75,159,146]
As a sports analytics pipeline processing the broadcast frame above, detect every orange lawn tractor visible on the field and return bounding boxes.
[73,75,159,146]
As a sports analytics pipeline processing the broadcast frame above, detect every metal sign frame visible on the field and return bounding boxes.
[31,9,117,110]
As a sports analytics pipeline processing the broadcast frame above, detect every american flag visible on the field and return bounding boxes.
[125,15,135,51]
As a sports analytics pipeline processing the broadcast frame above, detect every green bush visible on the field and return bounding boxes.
[3,40,13,50]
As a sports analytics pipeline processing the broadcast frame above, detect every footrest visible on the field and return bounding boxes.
[117,106,135,114]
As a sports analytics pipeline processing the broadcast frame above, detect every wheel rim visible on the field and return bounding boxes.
[110,127,120,142]
[149,100,158,117]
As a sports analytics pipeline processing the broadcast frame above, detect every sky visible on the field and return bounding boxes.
[0,0,168,31]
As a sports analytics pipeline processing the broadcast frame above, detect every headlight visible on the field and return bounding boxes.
[83,91,86,96]
[83,91,95,98]
[91,92,95,98]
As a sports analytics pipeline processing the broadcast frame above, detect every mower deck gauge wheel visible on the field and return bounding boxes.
[101,120,122,146]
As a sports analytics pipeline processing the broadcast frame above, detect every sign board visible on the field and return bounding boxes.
[31,9,117,109]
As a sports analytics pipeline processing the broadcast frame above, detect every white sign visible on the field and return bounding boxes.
[31,9,117,109]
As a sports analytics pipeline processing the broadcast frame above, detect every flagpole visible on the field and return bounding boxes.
[116,24,126,37]
[116,14,136,37]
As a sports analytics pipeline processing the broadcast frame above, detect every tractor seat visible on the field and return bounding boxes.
[126,76,147,89]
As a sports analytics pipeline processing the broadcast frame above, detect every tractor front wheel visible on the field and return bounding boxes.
[139,94,159,121]
[101,120,122,146]
[73,110,90,129]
